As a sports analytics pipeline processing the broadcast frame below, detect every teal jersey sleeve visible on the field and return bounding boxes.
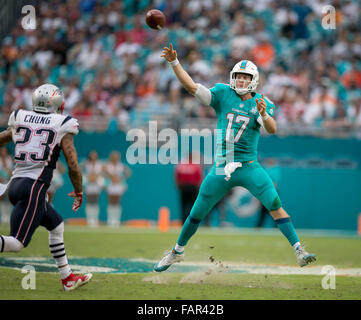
[209,83,229,113]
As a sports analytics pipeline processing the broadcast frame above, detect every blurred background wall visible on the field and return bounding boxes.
[31,130,361,231]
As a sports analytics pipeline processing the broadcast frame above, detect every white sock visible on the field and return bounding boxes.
[0,235,23,252]
[58,264,72,279]
[293,242,301,250]
[49,222,72,279]
[174,244,185,253]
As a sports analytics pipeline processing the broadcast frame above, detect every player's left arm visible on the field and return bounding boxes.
[0,128,13,147]
[256,94,277,134]
[61,133,82,194]
[61,132,84,212]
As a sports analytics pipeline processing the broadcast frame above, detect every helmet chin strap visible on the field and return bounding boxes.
[235,88,250,96]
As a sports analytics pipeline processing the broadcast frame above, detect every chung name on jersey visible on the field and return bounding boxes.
[24,115,51,124]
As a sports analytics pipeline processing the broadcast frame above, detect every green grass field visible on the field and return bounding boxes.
[0,225,360,300]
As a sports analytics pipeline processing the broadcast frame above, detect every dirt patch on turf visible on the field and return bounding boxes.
[178,252,295,289]
[142,274,172,284]
[241,277,294,289]
[179,254,231,284]
[180,273,294,289]
[179,271,213,284]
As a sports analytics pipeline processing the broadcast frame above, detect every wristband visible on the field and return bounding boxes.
[262,113,270,121]
[169,58,179,67]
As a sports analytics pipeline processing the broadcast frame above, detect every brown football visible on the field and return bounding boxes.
[145,9,166,30]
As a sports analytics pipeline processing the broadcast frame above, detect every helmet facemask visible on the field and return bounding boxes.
[230,72,254,95]
[230,60,259,96]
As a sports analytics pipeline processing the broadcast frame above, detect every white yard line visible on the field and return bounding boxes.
[133,258,361,276]
[1,257,361,276]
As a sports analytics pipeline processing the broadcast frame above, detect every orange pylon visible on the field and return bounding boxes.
[158,207,170,232]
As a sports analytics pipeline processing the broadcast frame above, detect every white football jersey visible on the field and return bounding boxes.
[8,109,79,184]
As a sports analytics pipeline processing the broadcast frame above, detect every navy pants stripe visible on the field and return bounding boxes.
[8,178,63,247]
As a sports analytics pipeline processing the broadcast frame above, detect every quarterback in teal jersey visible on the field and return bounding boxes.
[154,44,316,272]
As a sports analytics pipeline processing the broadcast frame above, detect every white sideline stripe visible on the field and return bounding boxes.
[0,265,117,274]
[132,258,361,276]
[1,257,117,273]
[2,257,361,276]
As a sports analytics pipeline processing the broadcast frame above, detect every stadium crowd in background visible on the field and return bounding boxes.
[0,0,360,134]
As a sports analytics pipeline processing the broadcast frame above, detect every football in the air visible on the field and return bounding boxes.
[145,9,166,30]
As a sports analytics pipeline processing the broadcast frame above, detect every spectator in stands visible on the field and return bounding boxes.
[76,37,102,70]
[250,32,275,72]
[1,38,18,81]
[291,0,313,39]
[0,0,360,134]
[342,61,361,90]
[115,33,140,58]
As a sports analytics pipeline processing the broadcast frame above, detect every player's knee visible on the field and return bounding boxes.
[187,216,202,225]
[269,195,282,211]
[49,222,64,241]
[2,236,24,252]
[189,192,214,221]
[189,207,204,221]
[50,221,64,234]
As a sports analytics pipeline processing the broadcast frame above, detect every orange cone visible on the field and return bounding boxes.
[358,213,361,236]
[158,207,170,233]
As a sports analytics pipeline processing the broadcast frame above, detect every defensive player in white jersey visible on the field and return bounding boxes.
[0,84,92,291]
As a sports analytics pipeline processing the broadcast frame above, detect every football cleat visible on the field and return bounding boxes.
[62,272,92,291]
[295,245,316,267]
[154,249,184,272]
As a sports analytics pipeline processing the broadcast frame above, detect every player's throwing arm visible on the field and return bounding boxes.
[161,44,209,102]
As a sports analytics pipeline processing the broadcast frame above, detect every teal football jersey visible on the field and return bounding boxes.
[209,83,275,164]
